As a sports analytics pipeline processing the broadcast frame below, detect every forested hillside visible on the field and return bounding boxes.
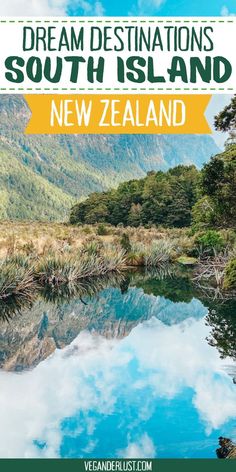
[0,95,219,220]
[70,165,199,227]
[70,143,236,229]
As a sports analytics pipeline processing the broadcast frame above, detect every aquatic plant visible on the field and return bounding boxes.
[80,239,103,256]
[5,254,31,268]
[126,239,176,267]
[96,223,110,236]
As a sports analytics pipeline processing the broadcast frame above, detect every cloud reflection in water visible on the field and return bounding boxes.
[0,301,235,458]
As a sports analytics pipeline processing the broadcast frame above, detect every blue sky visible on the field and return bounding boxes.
[68,0,236,17]
[0,1,236,17]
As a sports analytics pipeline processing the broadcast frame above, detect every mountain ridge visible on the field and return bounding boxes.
[0,286,205,371]
[0,95,219,220]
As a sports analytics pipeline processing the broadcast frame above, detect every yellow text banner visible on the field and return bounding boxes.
[25,94,211,135]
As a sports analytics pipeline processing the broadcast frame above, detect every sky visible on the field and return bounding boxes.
[0,0,236,17]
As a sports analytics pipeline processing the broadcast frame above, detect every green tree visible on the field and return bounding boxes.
[206,300,236,361]
[201,148,236,227]
[166,188,191,227]
[192,196,216,229]
[214,95,236,132]
[141,172,172,225]
[128,203,142,227]
[84,203,109,224]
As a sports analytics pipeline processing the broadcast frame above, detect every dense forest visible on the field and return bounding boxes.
[70,165,198,227]
[70,143,236,230]
[70,95,236,230]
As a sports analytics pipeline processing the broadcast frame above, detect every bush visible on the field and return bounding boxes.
[120,233,132,253]
[195,230,225,255]
[220,229,236,248]
[82,226,92,234]
[96,223,110,236]
[224,258,236,289]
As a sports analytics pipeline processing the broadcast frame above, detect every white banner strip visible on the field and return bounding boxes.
[0,17,235,94]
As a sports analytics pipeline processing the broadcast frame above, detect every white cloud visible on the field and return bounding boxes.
[0,0,105,16]
[68,0,105,15]
[127,317,236,432]
[194,376,236,433]
[118,433,156,458]
[131,0,165,16]
[94,2,105,16]
[0,0,67,16]
[0,314,235,458]
[221,5,236,16]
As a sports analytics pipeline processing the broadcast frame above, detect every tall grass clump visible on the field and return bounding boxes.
[36,255,80,285]
[144,239,176,267]
[0,258,36,301]
[36,246,126,286]
[96,247,126,274]
[126,239,176,267]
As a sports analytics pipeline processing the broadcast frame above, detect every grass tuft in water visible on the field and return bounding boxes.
[36,247,126,286]
[0,259,37,301]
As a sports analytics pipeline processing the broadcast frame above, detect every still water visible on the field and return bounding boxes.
[0,270,235,459]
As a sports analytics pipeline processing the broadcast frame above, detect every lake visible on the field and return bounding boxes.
[0,268,235,459]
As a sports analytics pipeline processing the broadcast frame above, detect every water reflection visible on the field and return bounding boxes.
[206,301,236,362]
[0,269,235,458]
[0,270,206,372]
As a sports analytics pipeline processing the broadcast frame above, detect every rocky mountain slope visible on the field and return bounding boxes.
[0,95,219,220]
[0,286,206,372]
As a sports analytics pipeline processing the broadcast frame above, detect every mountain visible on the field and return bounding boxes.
[0,95,219,220]
[0,286,206,371]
